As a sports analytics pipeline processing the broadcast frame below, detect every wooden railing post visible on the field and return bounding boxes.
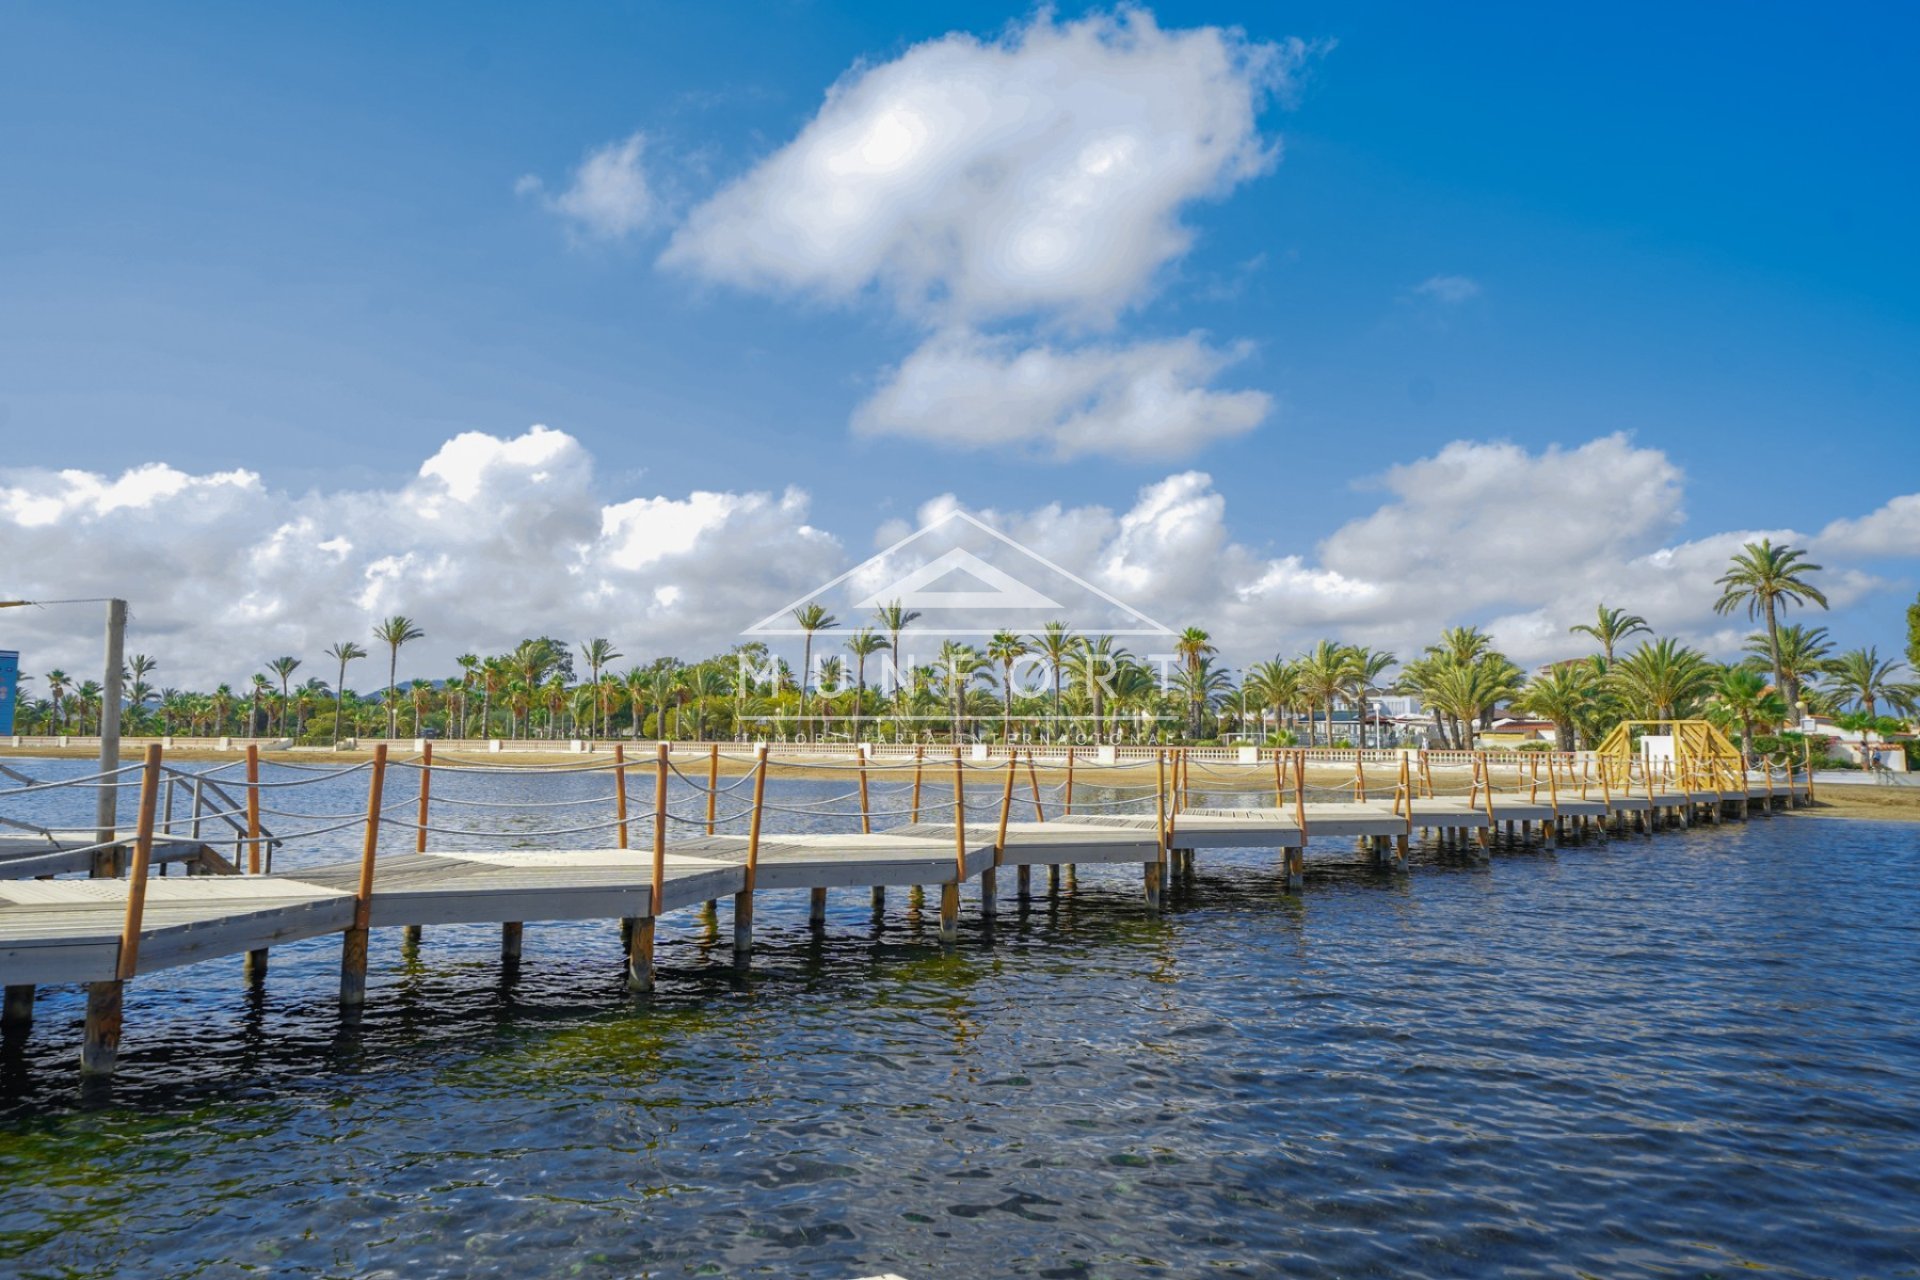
[734,744,767,964]
[910,746,925,824]
[706,743,719,836]
[1149,750,1167,911]
[402,741,431,953]
[245,742,262,874]
[941,750,964,942]
[627,742,668,993]
[1025,750,1044,821]
[79,744,163,1075]
[858,750,872,835]
[614,743,629,848]
[340,744,388,1008]
[985,754,1014,919]
[1064,747,1075,816]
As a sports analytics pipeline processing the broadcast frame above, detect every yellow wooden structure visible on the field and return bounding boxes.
[1594,719,1746,790]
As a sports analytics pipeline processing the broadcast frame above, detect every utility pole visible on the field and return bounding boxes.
[93,598,128,874]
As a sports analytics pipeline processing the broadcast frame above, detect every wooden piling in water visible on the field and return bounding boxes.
[941,750,965,943]
[1147,751,1166,911]
[733,744,767,964]
[402,742,432,953]
[243,743,271,980]
[79,743,163,1075]
[614,744,637,943]
[627,743,668,992]
[338,744,388,1009]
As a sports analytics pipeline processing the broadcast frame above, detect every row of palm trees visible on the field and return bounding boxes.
[11,541,1915,756]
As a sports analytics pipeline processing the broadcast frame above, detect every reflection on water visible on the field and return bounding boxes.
[2,760,1919,1278]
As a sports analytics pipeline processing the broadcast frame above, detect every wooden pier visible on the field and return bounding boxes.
[0,742,1812,1076]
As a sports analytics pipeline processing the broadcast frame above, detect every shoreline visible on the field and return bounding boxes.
[5,743,1913,819]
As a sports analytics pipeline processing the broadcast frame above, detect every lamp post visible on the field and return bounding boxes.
[1,597,130,873]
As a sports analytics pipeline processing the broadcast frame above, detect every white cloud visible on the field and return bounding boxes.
[1411,274,1482,304]
[523,131,657,240]
[889,434,1911,670]
[851,328,1269,459]
[0,427,840,688]
[9,431,1911,694]
[1818,492,1920,558]
[662,11,1300,329]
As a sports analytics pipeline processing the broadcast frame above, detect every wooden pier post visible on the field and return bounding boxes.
[860,749,884,911]
[2,984,33,1034]
[1063,747,1075,816]
[402,741,431,953]
[984,754,1014,920]
[614,744,637,944]
[628,743,668,992]
[734,745,767,964]
[910,746,924,823]
[941,750,965,943]
[1546,755,1561,847]
[338,744,388,1009]
[707,743,722,911]
[80,743,162,1076]
[242,743,271,980]
[1018,750,1042,901]
[1147,752,1166,911]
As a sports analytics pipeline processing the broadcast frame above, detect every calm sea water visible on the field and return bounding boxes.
[2,756,1918,1278]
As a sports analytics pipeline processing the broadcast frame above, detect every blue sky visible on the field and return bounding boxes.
[2,2,1917,682]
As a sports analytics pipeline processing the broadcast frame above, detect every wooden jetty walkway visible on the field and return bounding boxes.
[0,740,1812,1076]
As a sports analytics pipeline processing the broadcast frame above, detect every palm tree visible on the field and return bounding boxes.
[267,656,301,735]
[74,680,103,733]
[480,656,511,738]
[323,642,367,746]
[1028,621,1075,738]
[248,673,273,738]
[44,669,70,732]
[1171,657,1233,741]
[986,629,1030,743]
[1064,636,1124,744]
[1569,605,1650,664]
[1825,647,1919,721]
[1341,646,1397,747]
[1174,627,1218,739]
[684,663,729,741]
[813,656,845,737]
[845,628,890,743]
[125,655,159,718]
[510,638,557,735]
[1297,640,1353,748]
[1516,664,1597,752]
[454,653,480,738]
[1244,658,1302,743]
[1743,624,1832,712]
[873,600,921,723]
[580,638,622,738]
[294,677,327,739]
[791,603,838,743]
[1712,667,1788,761]
[623,664,652,738]
[933,640,989,742]
[1714,539,1829,717]
[1609,638,1715,720]
[649,663,684,741]
[373,615,425,738]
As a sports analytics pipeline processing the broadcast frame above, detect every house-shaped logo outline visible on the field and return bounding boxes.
[743,509,1174,637]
